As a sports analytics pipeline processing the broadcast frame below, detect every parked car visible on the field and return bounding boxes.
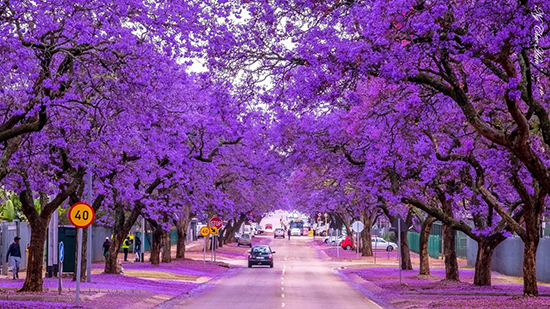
[274,228,285,238]
[265,224,273,230]
[372,237,398,251]
[234,232,242,241]
[248,245,275,268]
[323,235,346,245]
[238,233,252,247]
[341,236,356,250]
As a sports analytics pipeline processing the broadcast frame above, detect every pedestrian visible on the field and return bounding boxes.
[122,236,131,261]
[134,236,142,262]
[287,228,291,240]
[5,237,21,279]
[102,237,111,259]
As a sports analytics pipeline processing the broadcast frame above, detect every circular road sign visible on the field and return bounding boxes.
[200,226,210,237]
[68,202,95,228]
[351,221,365,233]
[209,217,223,229]
[210,226,219,235]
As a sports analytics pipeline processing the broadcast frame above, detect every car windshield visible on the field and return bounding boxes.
[241,234,250,239]
[252,246,270,253]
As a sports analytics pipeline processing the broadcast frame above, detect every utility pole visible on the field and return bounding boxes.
[86,161,92,282]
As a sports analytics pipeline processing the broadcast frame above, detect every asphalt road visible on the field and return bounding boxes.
[165,231,381,309]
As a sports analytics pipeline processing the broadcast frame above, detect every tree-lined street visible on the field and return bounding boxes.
[163,217,380,309]
[1,0,550,307]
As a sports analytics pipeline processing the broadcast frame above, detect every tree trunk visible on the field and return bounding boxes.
[474,240,496,286]
[150,228,162,266]
[223,220,234,245]
[161,230,171,263]
[523,237,539,296]
[218,227,225,248]
[359,210,373,256]
[176,228,187,260]
[443,224,459,281]
[419,216,436,276]
[73,227,87,281]
[105,206,136,274]
[20,217,48,292]
[440,196,459,281]
[398,229,413,270]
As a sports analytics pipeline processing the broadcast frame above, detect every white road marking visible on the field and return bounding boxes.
[281,287,284,291]
[281,303,285,308]
[281,294,285,298]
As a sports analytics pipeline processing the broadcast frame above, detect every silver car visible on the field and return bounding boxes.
[238,233,252,247]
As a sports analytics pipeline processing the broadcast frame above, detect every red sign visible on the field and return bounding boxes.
[209,217,222,229]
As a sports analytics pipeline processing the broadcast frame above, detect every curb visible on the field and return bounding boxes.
[336,269,397,309]
[403,291,550,297]
[0,294,73,302]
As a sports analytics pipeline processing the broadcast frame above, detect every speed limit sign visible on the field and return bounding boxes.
[68,202,95,228]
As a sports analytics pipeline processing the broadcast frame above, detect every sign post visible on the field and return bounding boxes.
[209,227,218,262]
[374,233,377,265]
[68,202,95,306]
[209,218,221,263]
[351,221,365,258]
[398,219,402,285]
[390,215,406,285]
[200,227,210,267]
[336,229,339,258]
[58,241,64,295]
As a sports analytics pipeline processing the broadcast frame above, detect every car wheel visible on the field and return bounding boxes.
[387,246,394,251]
[345,245,351,250]
[248,263,252,268]
[270,263,274,268]
[237,243,240,247]
[324,239,328,244]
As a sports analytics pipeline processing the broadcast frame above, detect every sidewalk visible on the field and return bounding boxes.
[0,239,251,308]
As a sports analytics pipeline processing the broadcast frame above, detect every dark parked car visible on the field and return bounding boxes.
[248,245,275,268]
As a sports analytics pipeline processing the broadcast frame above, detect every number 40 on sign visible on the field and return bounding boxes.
[68,202,95,228]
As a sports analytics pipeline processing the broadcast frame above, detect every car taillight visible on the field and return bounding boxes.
[248,255,252,259]
[268,255,272,259]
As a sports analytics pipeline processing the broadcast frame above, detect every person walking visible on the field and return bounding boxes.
[5,237,21,279]
[102,237,111,259]
[134,236,142,262]
[122,236,131,261]
[287,228,291,240]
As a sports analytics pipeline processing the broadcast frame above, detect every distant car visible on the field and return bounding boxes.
[248,245,275,268]
[238,234,252,247]
[265,224,273,230]
[341,236,356,250]
[274,228,285,238]
[290,228,301,236]
[372,237,398,251]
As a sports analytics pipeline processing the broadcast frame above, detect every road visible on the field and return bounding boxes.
[162,232,381,308]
